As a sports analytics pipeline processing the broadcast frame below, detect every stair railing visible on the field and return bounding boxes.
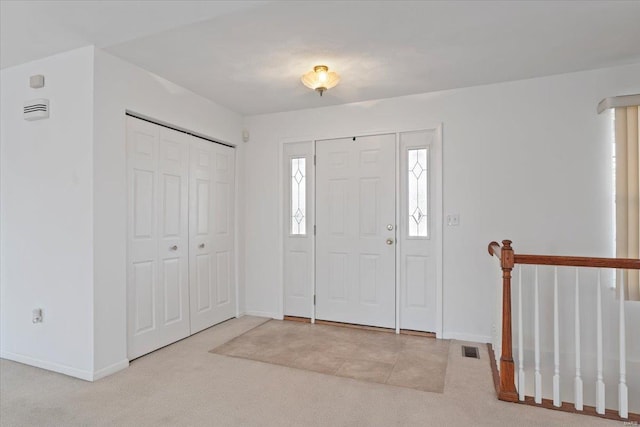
[488,239,640,420]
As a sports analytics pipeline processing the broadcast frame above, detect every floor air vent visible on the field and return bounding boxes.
[462,345,480,359]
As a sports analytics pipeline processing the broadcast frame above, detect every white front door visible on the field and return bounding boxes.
[127,117,191,359]
[315,134,396,328]
[189,140,236,333]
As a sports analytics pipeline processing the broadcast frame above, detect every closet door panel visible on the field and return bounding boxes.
[127,118,160,359]
[212,147,234,310]
[127,118,190,360]
[189,141,213,332]
[157,128,190,340]
[189,140,236,333]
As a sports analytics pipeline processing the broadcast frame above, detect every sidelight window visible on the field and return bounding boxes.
[407,148,428,238]
[291,157,307,235]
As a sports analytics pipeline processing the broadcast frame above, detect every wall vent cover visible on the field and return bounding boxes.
[24,99,49,121]
[462,345,480,359]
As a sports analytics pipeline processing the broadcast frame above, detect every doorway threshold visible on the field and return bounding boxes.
[283,316,435,338]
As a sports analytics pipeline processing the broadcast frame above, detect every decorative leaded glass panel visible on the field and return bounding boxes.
[408,148,428,237]
[291,157,306,235]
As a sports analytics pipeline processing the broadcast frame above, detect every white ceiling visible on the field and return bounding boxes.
[2,1,640,116]
[0,1,264,68]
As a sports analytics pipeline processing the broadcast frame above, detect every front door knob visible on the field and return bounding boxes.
[386,238,394,245]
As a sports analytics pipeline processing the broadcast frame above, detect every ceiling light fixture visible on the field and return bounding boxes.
[301,65,340,96]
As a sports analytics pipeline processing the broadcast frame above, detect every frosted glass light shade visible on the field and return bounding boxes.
[301,65,340,96]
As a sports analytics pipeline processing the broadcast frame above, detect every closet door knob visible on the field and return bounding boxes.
[170,245,178,251]
[199,243,205,249]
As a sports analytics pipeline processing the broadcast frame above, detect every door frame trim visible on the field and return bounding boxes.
[395,133,401,333]
[279,124,443,337]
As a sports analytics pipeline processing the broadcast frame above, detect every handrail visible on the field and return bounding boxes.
[514,254,640,270]
[487,239,640,411]
[488,241,502,259]
[488,240,640,270]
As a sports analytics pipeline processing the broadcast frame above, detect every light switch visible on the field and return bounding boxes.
[32,308,43,323]
[447,214,460,226]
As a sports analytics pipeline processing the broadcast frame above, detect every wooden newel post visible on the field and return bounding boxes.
[499,239,518,402]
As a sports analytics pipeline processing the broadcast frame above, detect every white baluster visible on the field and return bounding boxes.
[553,267,561,407]
[518,265,525,401]
[596,269,605,414]
[534,266,542,404]
[574,268,583,410]
[619,272,628,419]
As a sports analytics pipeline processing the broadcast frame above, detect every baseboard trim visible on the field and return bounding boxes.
[519,395,639,422]
[442,332,492,343]
[92,359,129,381]
[487,343,501,397]
[283,317,436,337]
[0,350,93,381]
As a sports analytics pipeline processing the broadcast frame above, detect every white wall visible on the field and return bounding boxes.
[242,63,640,342]
[1,46,244,380]
[92,48,244,376]
[0,47,96,379]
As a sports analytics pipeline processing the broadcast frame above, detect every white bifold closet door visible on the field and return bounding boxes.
[189,139,236,334]
[126,116,235,360]
[127,117,191,359]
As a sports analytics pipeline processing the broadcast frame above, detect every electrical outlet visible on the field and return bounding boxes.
[32,308,43,323]
[447,214,460,226]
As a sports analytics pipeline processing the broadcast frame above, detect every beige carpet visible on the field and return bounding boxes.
[1,316,615,426]
[211,320,450,393]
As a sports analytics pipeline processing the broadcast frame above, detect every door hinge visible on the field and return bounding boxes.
[313,155,316,166]
[314,225,316,235]
[313,295,316,305]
